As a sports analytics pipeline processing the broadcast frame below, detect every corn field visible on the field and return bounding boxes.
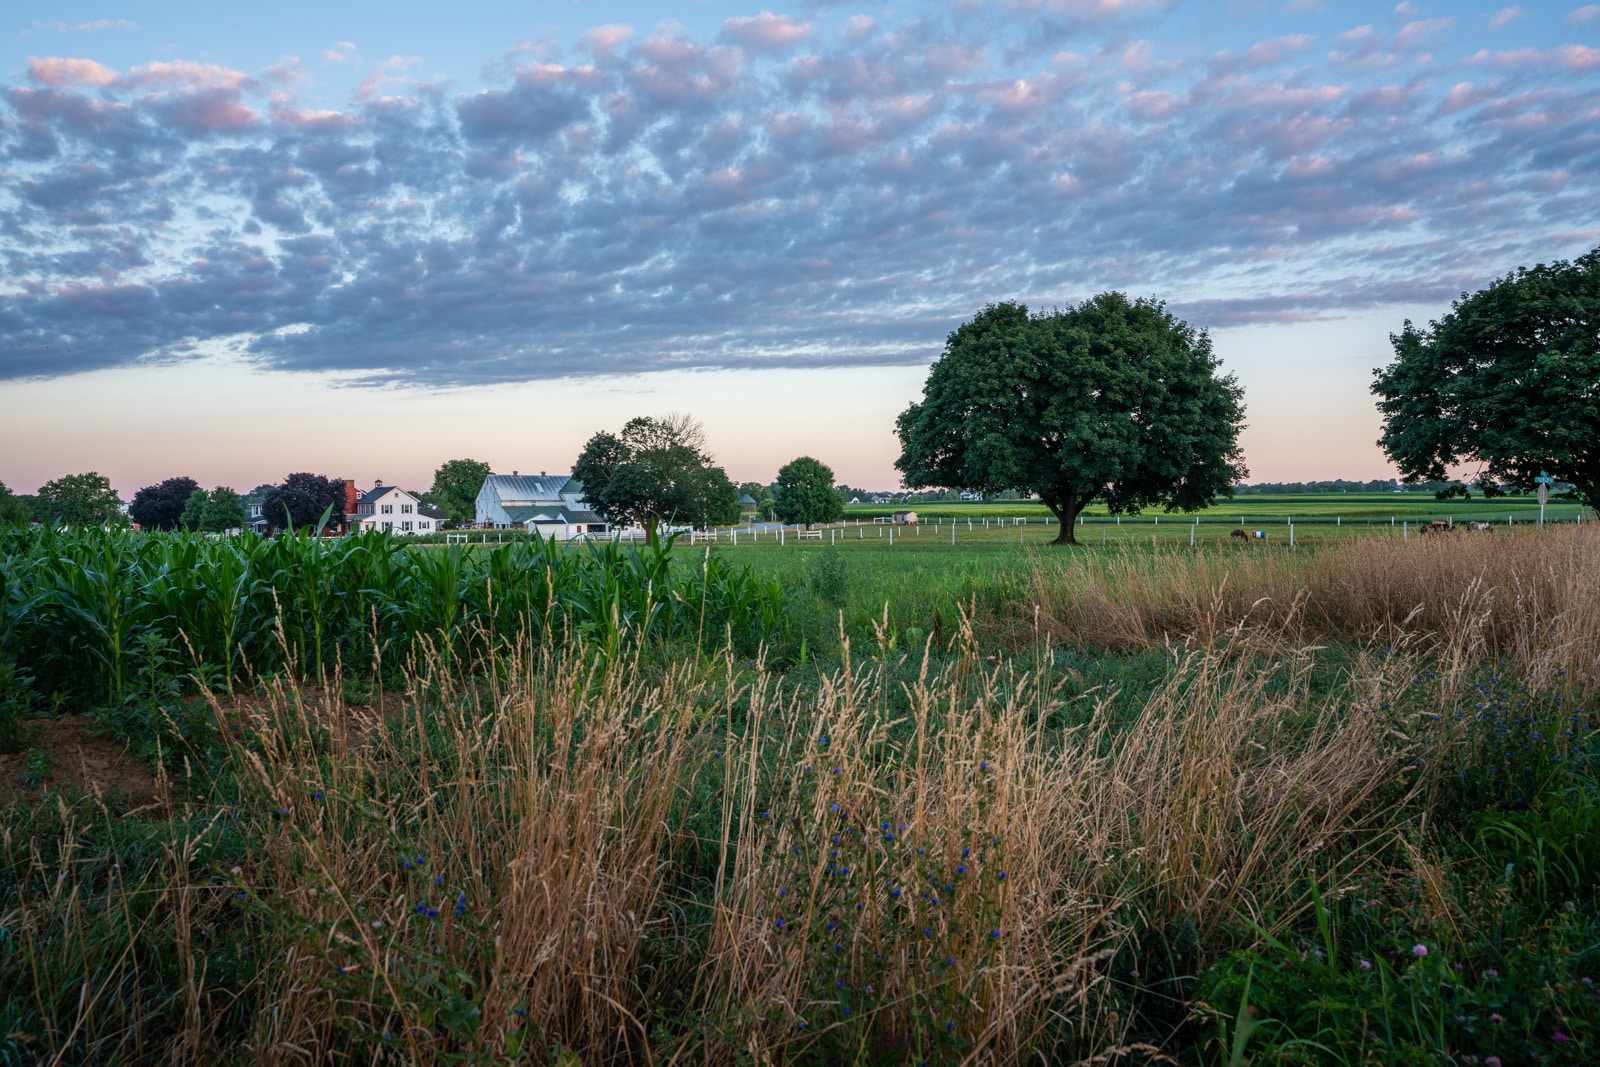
[0,527,784,714]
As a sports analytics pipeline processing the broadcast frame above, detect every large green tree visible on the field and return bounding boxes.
[572,414,740,542]
[181,487,246,533]
[262,473,346,533]
[1373,247,1600,510]
[129,476,200,531]
[773,456,844,528]
[37,472,125,528]
[896,295,1247,545]
[0,481,25,525]
[200,487,245,533]
[181,488,209,531]
[429,458,492,528]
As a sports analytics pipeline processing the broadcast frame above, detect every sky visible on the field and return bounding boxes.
[1,0,1596,496]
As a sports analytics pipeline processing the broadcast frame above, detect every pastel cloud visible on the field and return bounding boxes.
[0,7,1595,387]
[1488,7,1524,30]
[27,56,118,87]
[721,11,813,50]
[28,18,136,34]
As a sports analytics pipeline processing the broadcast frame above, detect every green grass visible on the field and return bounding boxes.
[842,491,1591,526]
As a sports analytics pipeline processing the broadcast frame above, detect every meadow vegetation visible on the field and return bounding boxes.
[1,522,1598,1064]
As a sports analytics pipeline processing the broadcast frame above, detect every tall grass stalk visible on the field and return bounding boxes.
[4,624,1435,1064]
[1024,526,1600,684]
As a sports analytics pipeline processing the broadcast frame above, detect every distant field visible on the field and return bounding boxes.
[842,491,1590,527]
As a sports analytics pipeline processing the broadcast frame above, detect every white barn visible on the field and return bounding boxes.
[474,472,609,540]
[353,482,444,535]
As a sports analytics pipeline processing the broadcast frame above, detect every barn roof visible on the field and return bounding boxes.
[482,473,583,502]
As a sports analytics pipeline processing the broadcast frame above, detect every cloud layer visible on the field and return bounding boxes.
[2,5,1597,385]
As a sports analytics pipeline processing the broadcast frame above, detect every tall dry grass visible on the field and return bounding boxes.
[1024,525,1600,685]
[23,530,1599,1063]
[697,630,1415,1063]
[4,624,1434,1065]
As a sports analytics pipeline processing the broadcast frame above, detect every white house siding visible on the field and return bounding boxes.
[354,486,437,535]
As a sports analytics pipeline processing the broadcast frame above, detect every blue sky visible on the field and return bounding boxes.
[1,0,1596,494]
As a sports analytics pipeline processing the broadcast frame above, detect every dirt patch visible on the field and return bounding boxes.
[0,715,166,812]
[209,685,400,751]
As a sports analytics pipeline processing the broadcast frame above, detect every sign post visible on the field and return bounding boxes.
[1535,471,1554,526]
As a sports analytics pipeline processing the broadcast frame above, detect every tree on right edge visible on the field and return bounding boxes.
[1373,247,1599,511]
[895,295,1247,545]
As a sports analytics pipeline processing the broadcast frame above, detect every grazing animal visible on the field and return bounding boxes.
[1420,520,1453,534]
[1230,529,1266,542]
[1230,528,1249,541]
[1467,521,1493,532]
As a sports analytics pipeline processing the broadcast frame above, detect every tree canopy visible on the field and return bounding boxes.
[773,456,844,528]
[129,476,199,531]
[201,487,245,533]
[181,488,209,532]
[180,487,245,533]
[262,473,346,533]
[572,414,740,541]
[37,472,125,528]
[896,294,1247,545]
[429,458,492,528]
[1373,247,1600,511]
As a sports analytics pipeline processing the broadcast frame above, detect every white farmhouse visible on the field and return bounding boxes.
[353,481,444,535]
[474,472,609,540]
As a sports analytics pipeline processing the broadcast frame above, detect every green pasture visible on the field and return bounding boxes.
[842,491,1590,526]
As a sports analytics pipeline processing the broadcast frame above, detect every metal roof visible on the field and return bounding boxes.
[482,473,580,503]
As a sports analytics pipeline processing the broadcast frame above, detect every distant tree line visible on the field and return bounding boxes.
[1232,479,1402,495]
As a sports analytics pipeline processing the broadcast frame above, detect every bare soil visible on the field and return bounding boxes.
[0,715,165,811]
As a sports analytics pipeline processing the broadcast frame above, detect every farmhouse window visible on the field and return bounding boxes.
[382,504,393,514]
[402,504,413,514]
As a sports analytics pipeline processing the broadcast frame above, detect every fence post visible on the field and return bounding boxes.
[951,523,955,545]
[890,527,894,546]
[1289,523,1295,547]
[1403,521,1407,540]
[780,526,785,546]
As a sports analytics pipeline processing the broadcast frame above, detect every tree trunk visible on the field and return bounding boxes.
[1043,490,1082,545]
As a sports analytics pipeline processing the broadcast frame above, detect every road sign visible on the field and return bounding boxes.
[1535,471,1555,484]
[1538,483,1549,506]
